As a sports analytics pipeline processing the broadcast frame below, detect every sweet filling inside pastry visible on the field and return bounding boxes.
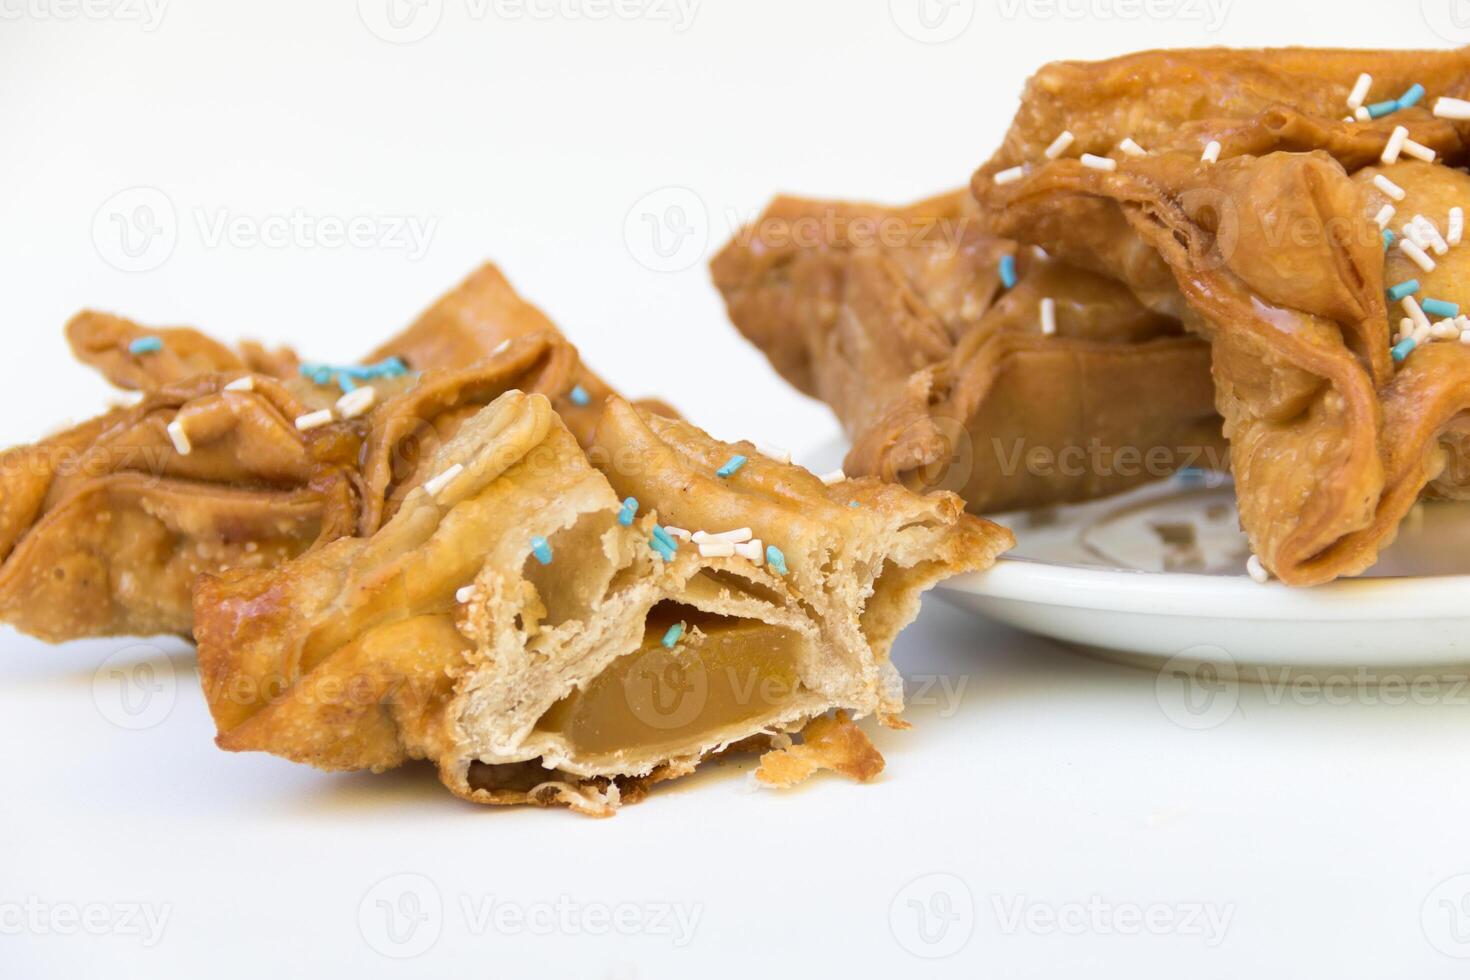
[196,389,1010,814]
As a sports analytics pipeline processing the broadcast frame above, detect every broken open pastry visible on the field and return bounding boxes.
[0,266,618,641]
[195,391,1009,814]
[711,191,1224,513]
[973,46,1470,583]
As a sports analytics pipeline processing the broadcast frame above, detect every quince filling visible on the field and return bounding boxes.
[533,603,805,761]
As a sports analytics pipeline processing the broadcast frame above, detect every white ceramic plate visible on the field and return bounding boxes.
[938,472,1470,672]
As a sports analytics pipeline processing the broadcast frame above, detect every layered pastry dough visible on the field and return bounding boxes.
[0,266,625,640]
[973,46,1470,584]
[712,191,1224,513]
[195,391,1009,814]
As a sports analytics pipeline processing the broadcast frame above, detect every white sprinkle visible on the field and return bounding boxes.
[1416,215,1449,256]
[1080,153,1116,171]
[1374,204,1396,229]
[1044,130,1075,159]
[1347,73,1373,111]
[335,385,377,419]
[662,526,692,541]
[1432,319,1461,341]
[1355,106,1372,123]
[733,539,765,562]
[1201,141,1222,164]
[1402,221,1430,250]
[224,376,255,392]
[693,527,753,544]
[1402,138,1437,164]
[1403,295,1432,333]
[295,409,334,431]
[698,540,736,558]
[1040,297,1058,336]
[1397,318,1415,343]
[1342,116,1355,124]
[1117,137,1147,157]
[166,419,192,456]
[819,470,846,486]
[755,443,791,464]
[424,463,464,499]
[1400,239,1436,273]
[455,585,476,604]
[1449,207,1464,246]
[1246,555,1270,584]
[1434,96,1470,121]
[1414,323,1432,345]
[491,339,512,356]
[994,165,1027,185]
[1374,174,1406,201]
[1462,330,1470,345]
[1381,126,1409,165]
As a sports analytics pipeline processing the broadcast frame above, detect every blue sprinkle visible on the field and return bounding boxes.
[848,501,859,508]
[1387,279,1420,302]
[716,455,747,478]
[1383,229,1396,250]
[569,384,591,407]
[530,536,552,565]
[1177,466,1205,485]
[652,524,677,550]
[999,254,1018,289]
[128,336,163,355]
[618,497,638,527]
[661,622,685,648]
[1398,83,1426,110]
[1423,298,1459,318]
[650,538,675,561]
[765,544,788,576]
[338,373,358,393]
[1392,337,1417,363]
[377,356,408,377]
[1368,100,1401,119]
[311,368,333,385]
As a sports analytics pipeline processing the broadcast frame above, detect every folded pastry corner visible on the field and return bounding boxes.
[712,191,1223,513]
[195,390,1009,814]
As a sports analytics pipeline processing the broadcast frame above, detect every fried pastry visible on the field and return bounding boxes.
[973,47,1470,584]
[195,391,1009,814]
[0,262,685,640]
[711,191,1224,512]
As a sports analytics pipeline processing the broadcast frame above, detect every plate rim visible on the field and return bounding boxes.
[941,557,1470,622]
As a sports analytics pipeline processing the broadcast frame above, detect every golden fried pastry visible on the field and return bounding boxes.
[712,191,1224,512]
[973,46,1470,584]
[0,263,617,641]
[0,334,592,640]
[195,391,1009,814]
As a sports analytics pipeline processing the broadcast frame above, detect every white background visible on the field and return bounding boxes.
[5,0,1470,976]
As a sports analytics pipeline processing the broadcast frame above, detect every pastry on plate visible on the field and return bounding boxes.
[195,391,1010,814]
[712,191,1223,513]
[974,46,1470,584]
